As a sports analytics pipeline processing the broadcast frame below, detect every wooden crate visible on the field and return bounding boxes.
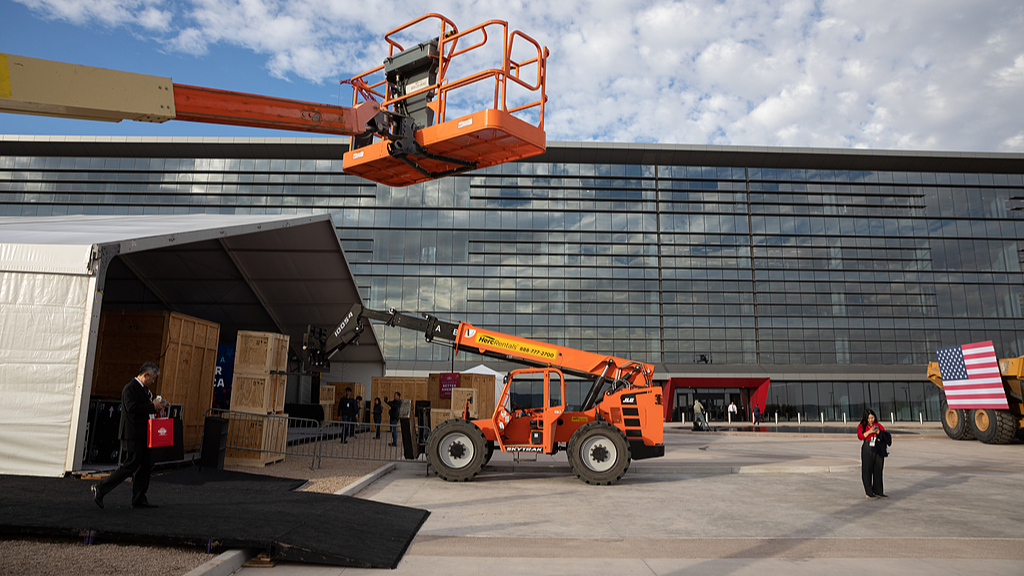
[224,412,288,467]
[371,377,428,407]
[234,331,289,374]
[451,388,479,419]
[372,376,429,428]
[320,402,335,421]
[459,373,498,418]
[320,384,336,404]
[229,373,287,415]
[91,310,220,452]
[429,409,453,428]
[427,373,463,410]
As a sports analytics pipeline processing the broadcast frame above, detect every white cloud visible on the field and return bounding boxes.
[17,0,169,29]
[12,0,1024,151]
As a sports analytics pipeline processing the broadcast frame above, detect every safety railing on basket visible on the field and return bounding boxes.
[348,13,547,129]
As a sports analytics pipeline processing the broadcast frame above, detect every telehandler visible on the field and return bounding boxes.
[304,304,665,485]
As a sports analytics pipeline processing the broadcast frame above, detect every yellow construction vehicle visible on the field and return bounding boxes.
[927,341,1024,444]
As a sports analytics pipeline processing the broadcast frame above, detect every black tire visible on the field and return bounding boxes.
[567,422,631,485]
[483,441,495,466]
[426,419,487,482]
[970,408,1017,445]
[940,400,975,441]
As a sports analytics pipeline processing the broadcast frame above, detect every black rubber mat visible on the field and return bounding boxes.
[0,468,428,568]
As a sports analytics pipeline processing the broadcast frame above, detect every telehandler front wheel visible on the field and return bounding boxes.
[940,400,975,441]
[567,422,631,486]
[970,408,1017,445]
[427,419,487,482]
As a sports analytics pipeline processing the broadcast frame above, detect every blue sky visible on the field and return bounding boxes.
[2,0,1023,151]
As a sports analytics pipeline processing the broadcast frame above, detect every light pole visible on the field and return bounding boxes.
[901,386,910,422]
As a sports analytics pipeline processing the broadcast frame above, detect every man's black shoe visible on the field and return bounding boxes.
[131,501,159,509]
[91,484,104,509]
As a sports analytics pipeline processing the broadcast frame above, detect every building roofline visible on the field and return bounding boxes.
[1,135,1021,173]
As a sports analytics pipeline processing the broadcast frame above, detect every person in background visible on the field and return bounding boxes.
[355,395,365,433]
[858,408,889,499]
[338,387,358,443]
[728,401,738,422]
[372,397,384,439]
[387,392,402,446]
[753,404,762,425]
[693,399,707,431]
[92,362,167,510]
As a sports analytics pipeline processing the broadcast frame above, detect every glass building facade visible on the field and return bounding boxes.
[1,137,1022,421]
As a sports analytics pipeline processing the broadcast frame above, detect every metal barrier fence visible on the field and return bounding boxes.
[316,419,429,467]
[206,409,428,470]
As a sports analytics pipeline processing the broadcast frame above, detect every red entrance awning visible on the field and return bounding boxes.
[662,377,771,422]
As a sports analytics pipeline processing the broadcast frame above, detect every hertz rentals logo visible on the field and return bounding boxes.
[475,334,557,361]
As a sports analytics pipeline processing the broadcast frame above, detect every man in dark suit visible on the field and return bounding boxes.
[338,387,358,443]
[92,362,167,509]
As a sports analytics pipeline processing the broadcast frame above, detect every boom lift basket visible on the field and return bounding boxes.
[342,14,549,187]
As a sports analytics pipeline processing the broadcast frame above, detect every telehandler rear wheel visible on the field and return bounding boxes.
[427,419,486,482]
[567,422,630,485]
[970,408,1017,445]
[940,400,975,441]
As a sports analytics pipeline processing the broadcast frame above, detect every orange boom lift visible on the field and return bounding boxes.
[0,13,548,187]
[304,305,665,485]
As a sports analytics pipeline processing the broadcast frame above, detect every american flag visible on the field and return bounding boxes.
[936,341,1008,410]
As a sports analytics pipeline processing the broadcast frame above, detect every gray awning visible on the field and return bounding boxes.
[0,214,383,365]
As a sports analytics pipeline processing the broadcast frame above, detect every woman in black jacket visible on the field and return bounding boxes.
[857,408,890,499]
[372,397,383,439]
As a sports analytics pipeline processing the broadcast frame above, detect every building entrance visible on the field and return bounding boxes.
[663,377,771,423]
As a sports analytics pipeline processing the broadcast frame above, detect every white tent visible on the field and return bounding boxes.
[461,364,507,408]
[0,214,383,477]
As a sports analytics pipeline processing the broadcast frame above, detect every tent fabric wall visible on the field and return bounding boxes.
[0,269,91,477]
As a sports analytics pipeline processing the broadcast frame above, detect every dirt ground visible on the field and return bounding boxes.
[0,455,391,576]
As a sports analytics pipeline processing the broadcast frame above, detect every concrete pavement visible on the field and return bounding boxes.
[222,422,1024,575]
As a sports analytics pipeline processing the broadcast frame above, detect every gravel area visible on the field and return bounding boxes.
[5,454,396,576]
[0,536,211,576]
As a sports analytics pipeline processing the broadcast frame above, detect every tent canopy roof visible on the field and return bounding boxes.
[0,214,383,365]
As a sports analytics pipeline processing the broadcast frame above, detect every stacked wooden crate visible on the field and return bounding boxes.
[372,376,428,429]
[227,331,289,467]
[91,310,219,452]
[371,377,428,406]
[427,372,497,421]
[458,374,497,417]
[451,388,479,419]
[319,384,336,421]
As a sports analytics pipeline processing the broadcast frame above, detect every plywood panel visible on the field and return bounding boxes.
[224,412,288,467]
[92,310,219,452]
[429,409,453,429]
[230,372,276,414]
[235,331,290,373]
[451,388,478,419]
[458,373,497,418]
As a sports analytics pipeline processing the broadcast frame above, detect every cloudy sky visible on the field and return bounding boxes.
[2,0,1022,152]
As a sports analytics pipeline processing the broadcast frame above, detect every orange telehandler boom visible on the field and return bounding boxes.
[0,14,548,187]
[304,304,665,485]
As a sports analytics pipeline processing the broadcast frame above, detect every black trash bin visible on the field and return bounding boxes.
[200,416,228,470]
